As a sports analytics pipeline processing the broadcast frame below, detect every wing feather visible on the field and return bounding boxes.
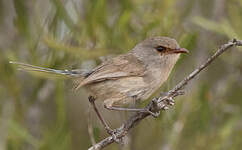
[75,54,146,89]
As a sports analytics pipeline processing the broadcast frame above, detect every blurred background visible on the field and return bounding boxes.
[0,0,242,150]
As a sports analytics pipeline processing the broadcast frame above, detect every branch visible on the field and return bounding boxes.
[88,39,242,150]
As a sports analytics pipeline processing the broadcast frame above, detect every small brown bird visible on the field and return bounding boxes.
[10,36,188,134]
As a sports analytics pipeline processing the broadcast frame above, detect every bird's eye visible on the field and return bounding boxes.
[155,46,166,52]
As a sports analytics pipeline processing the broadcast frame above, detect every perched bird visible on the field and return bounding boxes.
[10,36,188,134]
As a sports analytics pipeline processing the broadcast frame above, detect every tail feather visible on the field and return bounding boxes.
[9,61,82,78]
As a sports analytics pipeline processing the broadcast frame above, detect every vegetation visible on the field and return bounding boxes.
[0,0,242,150]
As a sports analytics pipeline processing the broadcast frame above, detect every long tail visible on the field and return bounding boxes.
[9,61,83,78]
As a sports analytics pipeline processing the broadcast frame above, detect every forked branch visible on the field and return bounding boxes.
[88,39,242,150]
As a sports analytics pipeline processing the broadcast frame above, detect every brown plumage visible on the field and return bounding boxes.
[10,36,188,108]
[10,36,189,134]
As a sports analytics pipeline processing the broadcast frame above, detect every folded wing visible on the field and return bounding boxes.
[75,54,146,89]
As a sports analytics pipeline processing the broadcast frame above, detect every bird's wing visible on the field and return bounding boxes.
[75,54,146,89]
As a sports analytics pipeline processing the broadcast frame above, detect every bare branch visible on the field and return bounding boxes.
[88,39,242,150]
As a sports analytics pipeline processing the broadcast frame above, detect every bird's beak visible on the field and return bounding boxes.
[173,48,189,54]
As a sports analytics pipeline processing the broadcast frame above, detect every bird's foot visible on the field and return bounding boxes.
[147,110,160,118]
[88,95,123,143]
[143,107,160,118]
[105,127,123,144]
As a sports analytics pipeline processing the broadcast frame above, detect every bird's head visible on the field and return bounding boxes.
[131,36,188,68]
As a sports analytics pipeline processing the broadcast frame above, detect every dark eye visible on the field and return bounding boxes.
[155,46,166,52]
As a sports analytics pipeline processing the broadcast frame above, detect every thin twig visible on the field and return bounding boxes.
[88,39,242,150]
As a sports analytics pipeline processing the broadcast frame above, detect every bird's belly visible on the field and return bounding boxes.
[85,77,148,106]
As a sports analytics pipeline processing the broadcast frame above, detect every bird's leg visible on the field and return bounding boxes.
[89,96,124,143]
[88,96,114,135]
[104,105,160,118]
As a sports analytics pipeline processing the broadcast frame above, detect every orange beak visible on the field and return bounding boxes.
[173,48,189,54]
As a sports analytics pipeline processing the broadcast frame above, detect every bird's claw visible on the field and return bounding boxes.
[105,126,115,135]
[145,109,160,118]
[106,128,123,143]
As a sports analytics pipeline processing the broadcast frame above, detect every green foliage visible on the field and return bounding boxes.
[0,0,242,150]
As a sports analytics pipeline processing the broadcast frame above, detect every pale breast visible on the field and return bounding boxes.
[85,76,148,107]
[85,54,179,107]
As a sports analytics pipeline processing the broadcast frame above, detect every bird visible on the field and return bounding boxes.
[10,36,188,134]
